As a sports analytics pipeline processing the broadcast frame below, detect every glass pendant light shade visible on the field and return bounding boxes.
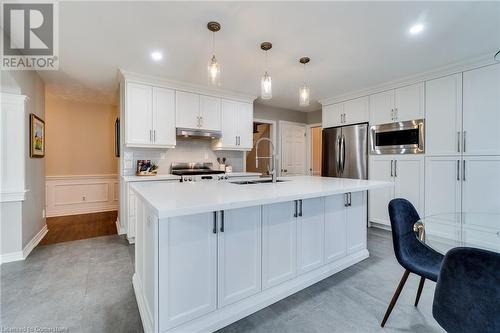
[208,55,221,86]
[261,71,272,100]
[299,84,310,107]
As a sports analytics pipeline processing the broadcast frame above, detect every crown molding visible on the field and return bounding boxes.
[118,69,257,104]
[319,53,497,106]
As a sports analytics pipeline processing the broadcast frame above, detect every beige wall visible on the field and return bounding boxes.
[45,90,118,176]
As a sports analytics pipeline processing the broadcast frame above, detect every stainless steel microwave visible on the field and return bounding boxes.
[369,119,425,155]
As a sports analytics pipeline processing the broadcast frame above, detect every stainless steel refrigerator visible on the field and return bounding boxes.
[322,123,368,179]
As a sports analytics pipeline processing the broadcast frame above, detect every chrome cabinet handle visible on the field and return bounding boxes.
[293,200,298,217]
[457,160,460,181]
[394,108,398,121]
[298,200,303,217]
[220,210,224,232]
[348,193,352,206]
[462,160,466,181]
[153,130,156,142]
[463,131,467,153]
[213,211,217,234]
[391,109,394,121]
[394,160,398,177]
[149,130,152,142]
[344,193,349,207]
[390,160,394,177]
[457,131,461,153]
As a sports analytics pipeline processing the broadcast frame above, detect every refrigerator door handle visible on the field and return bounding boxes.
[341,135,346,174]
[336,136,342,173]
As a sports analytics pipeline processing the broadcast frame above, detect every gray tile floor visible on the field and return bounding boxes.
[1,228,445,333]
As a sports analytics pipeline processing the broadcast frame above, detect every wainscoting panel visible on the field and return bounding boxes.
[46,175,119,217]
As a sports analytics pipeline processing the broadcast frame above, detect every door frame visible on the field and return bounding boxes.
[279,120,307,176]
[306,123,322,176]
[244,118,276,172]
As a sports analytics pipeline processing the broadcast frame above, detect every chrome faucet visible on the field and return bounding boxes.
[255,137,277,183]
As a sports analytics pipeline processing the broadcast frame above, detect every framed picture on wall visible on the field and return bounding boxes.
[30,114,45,158]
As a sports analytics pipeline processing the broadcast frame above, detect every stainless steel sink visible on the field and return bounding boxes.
[230,179,288,185]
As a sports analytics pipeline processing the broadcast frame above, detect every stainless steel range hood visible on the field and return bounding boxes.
[176,128,222,139]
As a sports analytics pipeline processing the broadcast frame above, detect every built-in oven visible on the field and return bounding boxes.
[369,119,424,155]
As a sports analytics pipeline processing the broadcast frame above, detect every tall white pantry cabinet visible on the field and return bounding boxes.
[424,64,500,250]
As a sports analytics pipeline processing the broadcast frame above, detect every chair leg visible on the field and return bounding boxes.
[381,270,410,327]
[414,277,425,307]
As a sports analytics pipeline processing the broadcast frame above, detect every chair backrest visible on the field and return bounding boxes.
[388,198,423,268]
[433,247,500,333]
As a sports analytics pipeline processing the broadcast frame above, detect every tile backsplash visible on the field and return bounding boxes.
[122,138,245,176]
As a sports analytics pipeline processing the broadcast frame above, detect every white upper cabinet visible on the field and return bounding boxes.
[394,83,424,122]
[426,74,463,156]
[125,82,176,148]
[153,87,176,147]
[463,64,500,156]
[343,96,369,125]
[199,95,221,131]
[175,91,200,129]
[369,90,395,125]
[322,97,368,128]
[213,99,253,150]
[126,83,153,146]
[369,83,424,125]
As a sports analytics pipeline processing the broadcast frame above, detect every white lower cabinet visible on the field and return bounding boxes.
[158,212,217,330]
[347,192,367,254]
[369,155,424,227]
[262,201,297,289]
[217,206,262,307]
[324,195,347,262]
[297,198,325,274]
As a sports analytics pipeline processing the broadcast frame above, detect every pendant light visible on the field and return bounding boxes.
[207,21,221,86]
[260,42,273,100]
[299,57,310,107]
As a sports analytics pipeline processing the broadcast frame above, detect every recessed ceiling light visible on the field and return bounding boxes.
[151,51,163,61]
[409,24,424,35]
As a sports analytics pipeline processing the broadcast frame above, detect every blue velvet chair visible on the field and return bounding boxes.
[381,198,444,327]
[432,247,500,333]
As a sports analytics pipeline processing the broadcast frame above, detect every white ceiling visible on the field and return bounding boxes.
[38,1,500,111]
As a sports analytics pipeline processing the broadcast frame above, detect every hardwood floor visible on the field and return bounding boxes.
[40,211,118,245]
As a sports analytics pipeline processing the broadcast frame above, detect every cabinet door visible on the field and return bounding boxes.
[152,87,176,147]
[199,95,221,131]
[369,90,394,125]
[218,206,261,307]
[368,156,394,226]
[126,83,152,145]
[462,156,500,232]
[394,83,424,122]
[322,103,343,128]
[262,201,297,289]
[394,156,425,218]
[424,156,462,240]
[219,100,237,148]
[347,191,367,254]
[297,198,325,274]
[158,212,217,329]
[343,96,369,125]
[463,64,500,155]
[236,102,253,149]
[127,187,137,240]
[324,194,347,263]
[175,91,200,129]
[425,74,463,155]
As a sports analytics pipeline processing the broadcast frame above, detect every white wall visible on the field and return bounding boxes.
[1,70,46,256]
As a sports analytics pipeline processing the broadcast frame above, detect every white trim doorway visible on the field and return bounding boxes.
[306,123,322,176]
[244,119,276,173]
[279,120,307,176]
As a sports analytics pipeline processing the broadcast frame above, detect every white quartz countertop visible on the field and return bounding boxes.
[122,174,181,182]
[130,176,391,219]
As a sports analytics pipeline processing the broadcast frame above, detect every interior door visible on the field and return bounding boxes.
[368,156,394,227]
[296,198,325,274]
[341,124,368,179]
[310,127,322,176]
[321,127,341,177]
[463,64,500,156]
[281,122,306,176]
[217,207,261,307]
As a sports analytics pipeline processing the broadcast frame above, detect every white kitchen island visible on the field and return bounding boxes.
[130,176,391,333]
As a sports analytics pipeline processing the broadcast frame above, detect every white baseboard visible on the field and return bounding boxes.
[369,221,391,231]
[133,274,155,333]
[1,224,48,264]
[116,218,126,235]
